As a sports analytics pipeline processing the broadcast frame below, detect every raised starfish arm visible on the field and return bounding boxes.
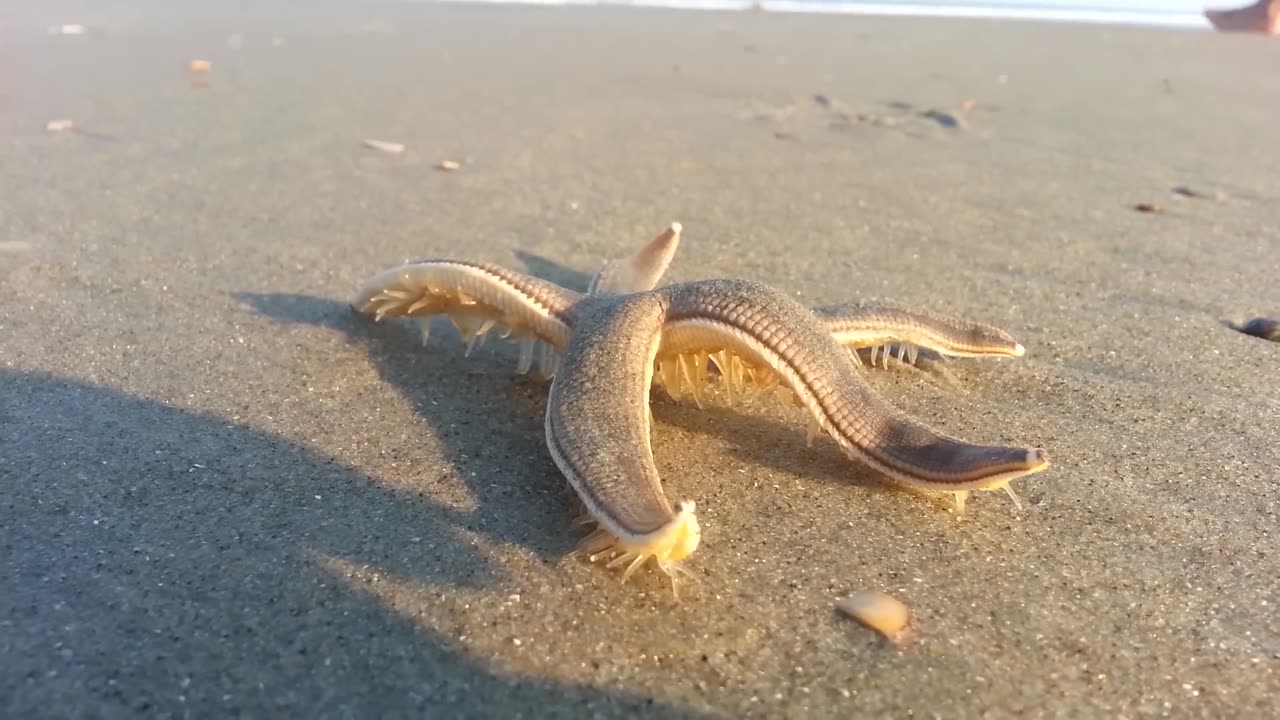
[545,292,701,595]
[812,300,1026,368]
[351,259,583,376]
[587,223,682,296]
[653,279,1049,512]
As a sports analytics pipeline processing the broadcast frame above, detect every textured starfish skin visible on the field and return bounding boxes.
[351,224,1049,593]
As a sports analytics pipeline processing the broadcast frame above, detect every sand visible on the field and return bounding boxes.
[2,2,1278,718]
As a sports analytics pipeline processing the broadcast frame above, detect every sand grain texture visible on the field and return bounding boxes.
[2,3,1278,718]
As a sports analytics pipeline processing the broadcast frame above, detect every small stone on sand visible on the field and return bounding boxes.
[1236,317,1280,342]
[438,160,461,171]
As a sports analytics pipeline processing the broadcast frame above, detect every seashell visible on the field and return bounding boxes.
[1236,317,1279,342]
[837,591,912,643]
[362,139,405,154]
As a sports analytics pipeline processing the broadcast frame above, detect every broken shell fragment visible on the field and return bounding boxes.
[837,591,912,643]
[45,119,74,133]
[187,59,212,72]
[362,139,406,154]
[437,159,461,171]
[1236,317,1280,342]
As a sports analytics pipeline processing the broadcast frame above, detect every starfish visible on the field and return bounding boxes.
[350,223,1050,595]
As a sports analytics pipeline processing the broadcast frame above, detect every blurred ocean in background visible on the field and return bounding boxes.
[443,0,1222,29]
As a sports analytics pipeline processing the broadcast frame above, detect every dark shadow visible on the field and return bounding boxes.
[511,249,593,293]
[235,292,973,517]
[0,369,708,718]
[232,292,573,563]
[652,398,884,492]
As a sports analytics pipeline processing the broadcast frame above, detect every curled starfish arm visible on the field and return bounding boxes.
[351,259,583,375]
[812,300,1026,368]
[587,223,682,296]
[546,293,702,592]
[654,280,1049,507]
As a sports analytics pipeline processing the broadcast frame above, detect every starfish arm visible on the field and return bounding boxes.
[587,223,682,296]
[811,300,1026,364]
[545,293,701,587]
[653,279,1049,498]
[351,260,583,373]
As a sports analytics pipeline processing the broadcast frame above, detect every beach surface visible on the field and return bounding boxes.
[3,2,1278,717]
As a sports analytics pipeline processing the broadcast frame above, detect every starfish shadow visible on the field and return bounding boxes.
[235,281,979,559]
[650,397,888,492]
[233,291,576,564]
[0,369,707,718]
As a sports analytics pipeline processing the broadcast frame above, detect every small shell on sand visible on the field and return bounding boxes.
[363,139,406,154]
[837,591,912,643]
[1236,317,1280,342]
[437,159,461,171]
[187,59,213,72]
[45,119,74,133]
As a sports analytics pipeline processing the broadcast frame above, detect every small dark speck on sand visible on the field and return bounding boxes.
[1171,185,1210,199]
[920,109,960,129]
[1235,317,1280,342]
[1133,203,1161,213]
[813,94,831,109]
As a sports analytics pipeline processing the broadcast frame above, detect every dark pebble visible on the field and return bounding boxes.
[1237,317,1280,342]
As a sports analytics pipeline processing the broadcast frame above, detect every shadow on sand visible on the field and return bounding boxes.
[0,368,711,718]
[240,284,890,502]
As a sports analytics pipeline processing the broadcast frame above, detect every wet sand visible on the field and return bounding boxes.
[2,2,1278,717]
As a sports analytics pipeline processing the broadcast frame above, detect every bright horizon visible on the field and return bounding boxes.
[440,0,1230,28]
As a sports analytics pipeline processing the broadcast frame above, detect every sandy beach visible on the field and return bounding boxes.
[3,2,1278,717]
